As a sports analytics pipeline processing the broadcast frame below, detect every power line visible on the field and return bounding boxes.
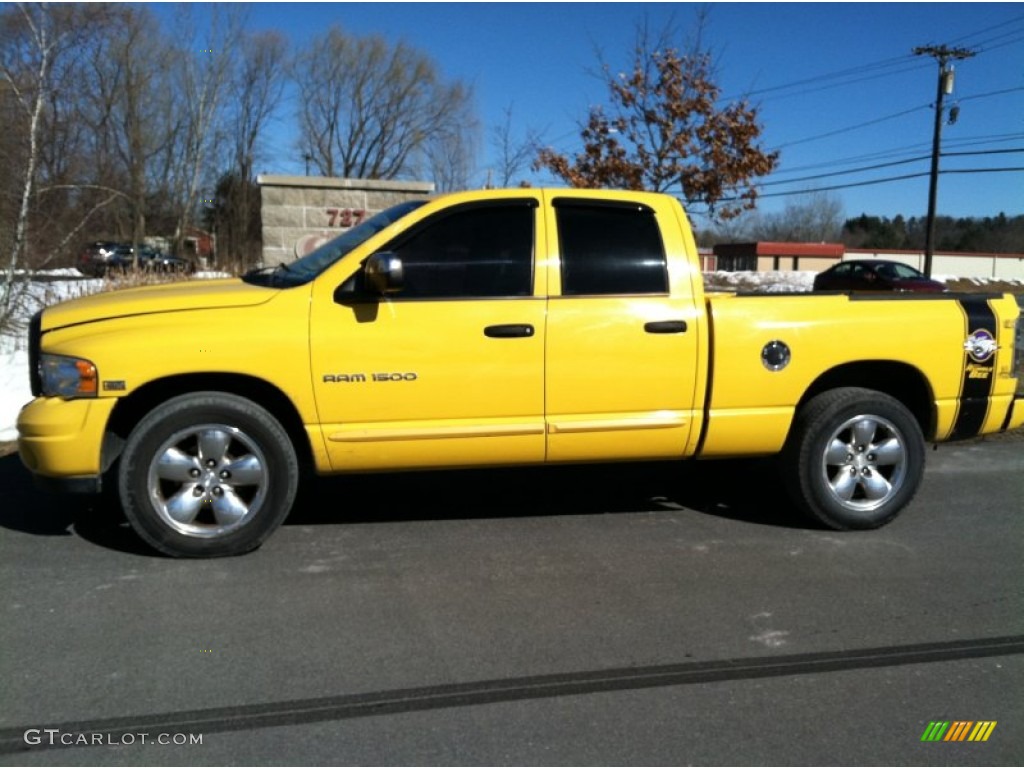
[941,167,1024,175]
[723,53,918,102]
[948,14,1024,48]
[724,59,930,105]
[770,80,1021,154]
[974,34,1024,55]
[957,86,1024,103]
[718,15,1024,106]
[768,134,1024,177]
[756,149,1022,190]
[759,154,931,187]
[942,148,1024,159]
[743,167,1023,201]
[943,132,1024,149]
[751,55,1024,227]
[773,104,929,149]
[678,18,1024,215]
[737,62,934,106]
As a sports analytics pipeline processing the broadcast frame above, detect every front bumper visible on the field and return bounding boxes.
[17,397,118,494]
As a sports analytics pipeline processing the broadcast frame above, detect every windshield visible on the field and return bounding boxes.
[243,200,426,287]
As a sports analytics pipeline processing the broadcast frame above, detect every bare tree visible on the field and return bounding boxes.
[292,27,475,180]
[212,30,287,268]
[82,6,178,248]
[490,104,543,188]
[425,105,480,192]
[700,191,845,246]
[0,3,118,327]
[695,211,755,247]
[769,192,845,242]
[1,2,63,321]
[230,31,287,183]
[165,5,245,261]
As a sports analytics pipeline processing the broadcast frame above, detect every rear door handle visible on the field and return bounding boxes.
[644,320,687,334]
[484,324,535,338]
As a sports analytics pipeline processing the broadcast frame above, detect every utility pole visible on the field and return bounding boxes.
[913,45,975,277]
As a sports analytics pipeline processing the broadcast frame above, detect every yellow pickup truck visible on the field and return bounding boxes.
[17,189,1024,556]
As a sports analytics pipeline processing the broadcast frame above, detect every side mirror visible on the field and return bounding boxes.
[364,252,404,295]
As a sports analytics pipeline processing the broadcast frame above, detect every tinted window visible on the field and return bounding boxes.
[555,201,667,295]
[388,204,534,299]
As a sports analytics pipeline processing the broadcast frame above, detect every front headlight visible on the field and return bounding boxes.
[39,354,98,398]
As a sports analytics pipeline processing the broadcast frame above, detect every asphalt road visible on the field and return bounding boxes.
[0,439,1021,766]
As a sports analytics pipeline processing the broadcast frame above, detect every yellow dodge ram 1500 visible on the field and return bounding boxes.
[17,189,1024,556]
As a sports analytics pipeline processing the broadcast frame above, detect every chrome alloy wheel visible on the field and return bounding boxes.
[820,414,908,513]
[146,424,269,538]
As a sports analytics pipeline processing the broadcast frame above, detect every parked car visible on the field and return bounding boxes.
[108,245,195,274]
[140,246,195,274]
[105,245,136,271]
[813,260,947,293]
[75,241,121,277]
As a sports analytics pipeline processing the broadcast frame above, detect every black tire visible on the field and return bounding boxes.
[118,392,299,557]
[782,387,925,530]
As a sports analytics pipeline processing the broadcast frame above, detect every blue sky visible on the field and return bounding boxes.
[178,2,1024,227]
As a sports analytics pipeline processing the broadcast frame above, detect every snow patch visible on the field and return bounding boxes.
[704,270,817,293]
[0,342,30,442]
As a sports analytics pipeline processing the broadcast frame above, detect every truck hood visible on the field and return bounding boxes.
[41,278,278,331]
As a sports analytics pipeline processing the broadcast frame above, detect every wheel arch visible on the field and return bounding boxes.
[795,361,936,440]
[105,374,314,472]
[781,385,927,530]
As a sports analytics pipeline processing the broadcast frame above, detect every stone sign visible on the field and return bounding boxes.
[257,175,434,266]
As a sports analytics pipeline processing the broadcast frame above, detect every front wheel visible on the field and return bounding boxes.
[118,392,299,557]
[783,388,925,530]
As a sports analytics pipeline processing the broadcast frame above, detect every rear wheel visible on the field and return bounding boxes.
[118,392,299,557]
[783,388,925,529]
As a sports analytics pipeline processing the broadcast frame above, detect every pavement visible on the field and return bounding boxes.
[0,439,1021,765]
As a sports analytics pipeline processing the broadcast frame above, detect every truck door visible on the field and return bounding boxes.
[544,196,701,462]
[309,198,546,471]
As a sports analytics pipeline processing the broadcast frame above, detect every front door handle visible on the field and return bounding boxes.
[644,320,688,334]
[484,324,535,338]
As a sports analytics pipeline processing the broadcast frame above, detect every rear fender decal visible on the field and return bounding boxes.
[950,299,997,440]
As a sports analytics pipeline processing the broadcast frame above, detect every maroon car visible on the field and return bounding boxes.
[813,260,947,293]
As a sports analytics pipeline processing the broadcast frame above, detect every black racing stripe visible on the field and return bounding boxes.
[950,297,997,440]
[1000,399,1017,432]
